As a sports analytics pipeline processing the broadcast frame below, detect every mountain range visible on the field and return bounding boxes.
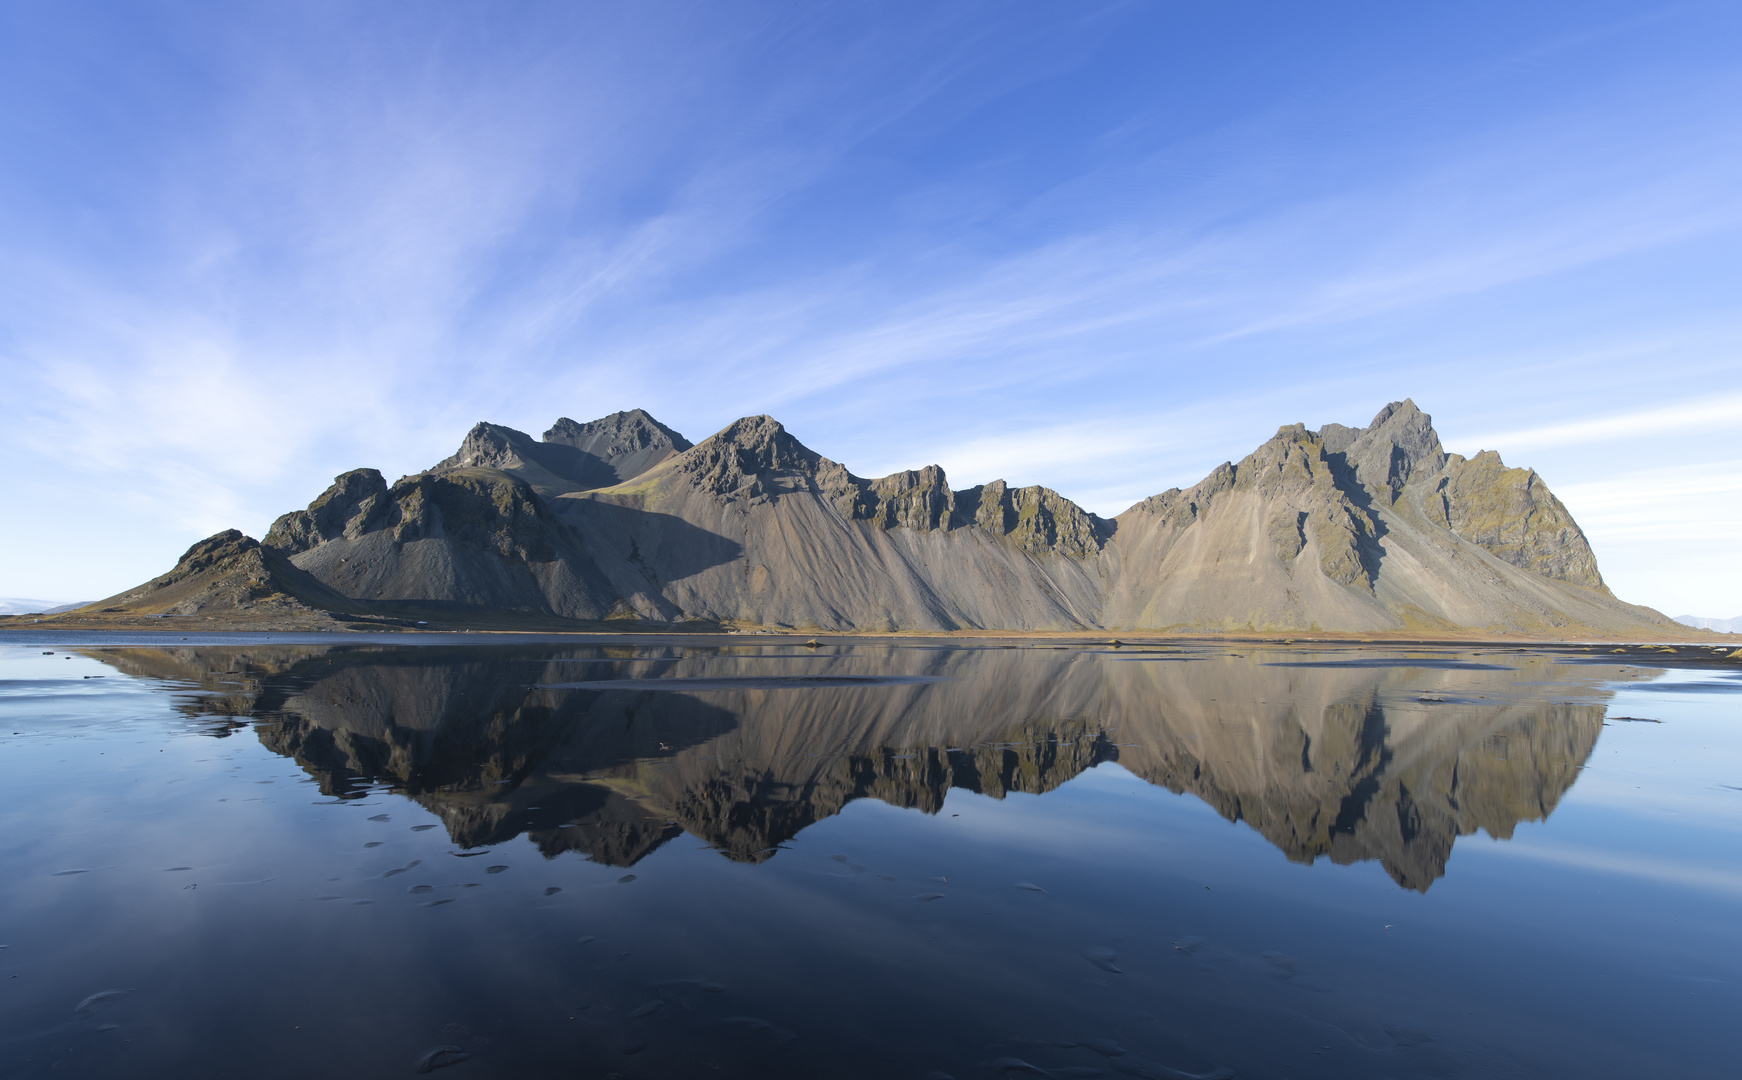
[1674,615,1742,633]
[0,598,92,615]
[60,400,1684,635]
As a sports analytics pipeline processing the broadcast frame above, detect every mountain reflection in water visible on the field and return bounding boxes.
[96,643,1607,891]
[8,639,1737,1080]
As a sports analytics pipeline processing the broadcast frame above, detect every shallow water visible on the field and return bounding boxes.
[0,638,1737,1079]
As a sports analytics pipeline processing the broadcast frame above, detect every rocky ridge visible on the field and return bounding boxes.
[72,402,1683,635]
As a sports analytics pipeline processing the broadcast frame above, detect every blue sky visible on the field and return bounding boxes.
[3,1,1739,617]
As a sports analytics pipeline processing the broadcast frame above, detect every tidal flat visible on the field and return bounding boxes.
[0,636,1737,1079]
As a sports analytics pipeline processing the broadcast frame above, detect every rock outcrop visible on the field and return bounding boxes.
[1427,450,1602,587]
[264,465,618,618]
[84,399,1682,635]
[423,410,690,496]
[83,529,351,622]
[542,408,692,486]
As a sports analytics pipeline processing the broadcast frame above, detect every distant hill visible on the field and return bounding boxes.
[0,598,91,615]
[1675,615,1742,633]
[69,401,1685,635]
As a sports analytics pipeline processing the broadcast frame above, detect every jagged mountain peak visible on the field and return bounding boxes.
[84,399,1682,636]
[669,419,1111,557]
[544,409,692,455]
[1339,398,1447,502]
[432,421,541,474]
[698,413,799,451]
[678,415,832,496]
[1424,448,1603,589]
[266,468,391,553]
[424,409,693,492]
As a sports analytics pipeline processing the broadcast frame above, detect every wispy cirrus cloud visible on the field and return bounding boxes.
[1451,394,1742,455]
[1552,461,1742,542]
[2,1,1741,614]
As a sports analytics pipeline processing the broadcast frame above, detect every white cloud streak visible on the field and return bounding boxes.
[3,3,1742,605]
[1455,394,1742,454]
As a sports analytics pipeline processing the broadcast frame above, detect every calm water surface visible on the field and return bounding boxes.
[1,637,1738,1079]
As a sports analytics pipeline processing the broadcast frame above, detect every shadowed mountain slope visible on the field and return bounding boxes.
[77,530,355,624]
[81,401,1681,635]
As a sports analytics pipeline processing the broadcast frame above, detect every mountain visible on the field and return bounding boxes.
[0,598,91,615]
[86,641,1615,891]
[64,401,1684,635]
[1675,615,1742,633]
[431,408,692,492]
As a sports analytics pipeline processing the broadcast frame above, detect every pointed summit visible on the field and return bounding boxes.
[426,410,691,492]
[543,409,691,488]
[678,415,832,497]
[78,399,1683,637]
[432,421,546,475]
[1322,399,1447,504]
[545,407,689,449]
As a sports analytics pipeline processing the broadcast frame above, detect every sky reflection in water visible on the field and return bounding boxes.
[0,640,1737,1079]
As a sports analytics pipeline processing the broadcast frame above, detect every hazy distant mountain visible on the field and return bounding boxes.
[1675,614,1742,633]
[0,598,91,615]
[0,599,55,615]
[70,401,1683,635]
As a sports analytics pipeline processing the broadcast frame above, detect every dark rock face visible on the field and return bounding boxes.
[95,529,351,620]
[545,409,690,460]
[1130,422,1380,592]
[275,467,571,565]
[953,480,1110,557]
[857,466,956,532]
[679,415,830,500]
[844,464,1111,556]
[169,529,263,577]
[282,468,618,619]
[1427,450,1604,588]
[431,423,539,476]
[422,409,691,496]
[1335,399,1448,505]
[540,408,692,488]
[266,470,390,554]
[1313,402,1600,591]
[95,400,1673,633]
